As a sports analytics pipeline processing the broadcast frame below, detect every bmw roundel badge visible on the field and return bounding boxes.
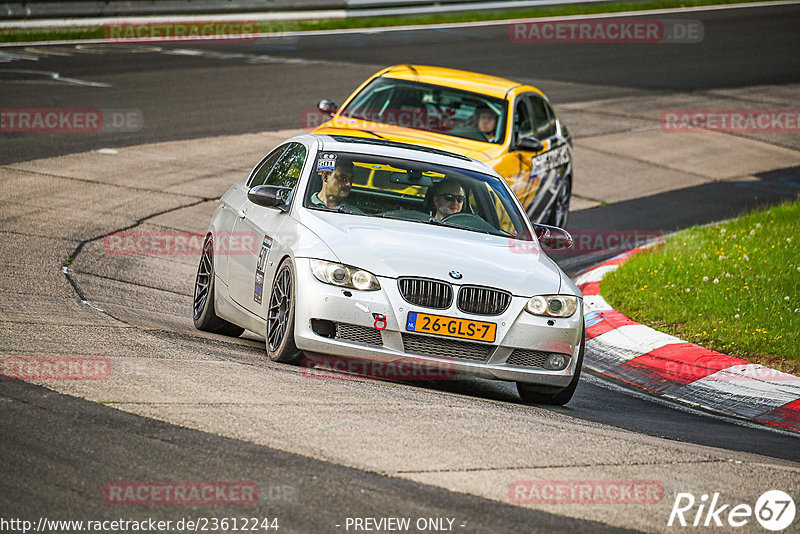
[449,271,463,280]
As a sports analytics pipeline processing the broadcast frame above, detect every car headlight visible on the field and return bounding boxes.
[525,295,579,317]
[310,259,381,291]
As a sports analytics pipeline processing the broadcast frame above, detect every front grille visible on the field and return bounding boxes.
[457,285,512,315]
[401,333,493,362]
[506,349,568,369]
[335,323,383,346]
[398,277,453,309]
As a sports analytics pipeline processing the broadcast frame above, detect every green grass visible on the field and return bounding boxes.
[0,0,776,43]
[601,199,800,373]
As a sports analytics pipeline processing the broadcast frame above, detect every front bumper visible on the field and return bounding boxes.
[292,258,583,386]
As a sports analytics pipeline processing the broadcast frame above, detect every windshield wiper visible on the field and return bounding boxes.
[375,213,421,222]
[307,205,363,215]
[435,219,508,237]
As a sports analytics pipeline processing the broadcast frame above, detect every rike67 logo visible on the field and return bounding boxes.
[668,490,795,531]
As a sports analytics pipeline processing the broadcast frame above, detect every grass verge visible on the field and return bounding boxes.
[0,0,779,43]
[601,199,800,375]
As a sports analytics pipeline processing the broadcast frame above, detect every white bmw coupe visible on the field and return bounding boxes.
[193,134,584,404]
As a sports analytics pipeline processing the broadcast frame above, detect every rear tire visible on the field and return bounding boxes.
[193,235,245,337]
[545,175,571,228]
[266,258,302,364]
[516,326,584,406]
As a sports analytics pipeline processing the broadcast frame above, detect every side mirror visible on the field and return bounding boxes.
[515,136,544,152]
[318,99,338,117]
[533,223,573,250]
[248,185,292,211]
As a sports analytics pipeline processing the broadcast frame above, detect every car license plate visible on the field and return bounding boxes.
[406,312,496,343]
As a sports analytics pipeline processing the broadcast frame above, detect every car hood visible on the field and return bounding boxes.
[312,119,505,163]
[296,209,562,296]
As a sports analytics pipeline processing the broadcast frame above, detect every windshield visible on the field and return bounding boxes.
[338,78,508,145]
[303,150,531,239]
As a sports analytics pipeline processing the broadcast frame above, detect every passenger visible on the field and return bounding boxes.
[426,180,467,220]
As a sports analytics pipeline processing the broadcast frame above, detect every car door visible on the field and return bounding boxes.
[228,142,307,316]
[212,144,287,285]
[495,95,541,216]
[525,94,569,222]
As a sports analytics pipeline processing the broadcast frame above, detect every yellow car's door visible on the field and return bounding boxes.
[500,95,542,217]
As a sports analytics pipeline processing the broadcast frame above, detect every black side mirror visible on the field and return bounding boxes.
[515,136,544,152]
[318,99,338,117]
[533,223,573,250]
[248,185,292,211]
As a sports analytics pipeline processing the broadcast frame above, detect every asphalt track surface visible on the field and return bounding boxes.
[1,4,799,165]
[1,3,800,532]
[1,380,633,533]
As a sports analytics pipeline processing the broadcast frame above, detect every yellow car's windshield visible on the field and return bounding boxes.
[339,78,508,144]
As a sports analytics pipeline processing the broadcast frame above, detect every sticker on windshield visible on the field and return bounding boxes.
[254,235,272,304]
[317,153,337,172]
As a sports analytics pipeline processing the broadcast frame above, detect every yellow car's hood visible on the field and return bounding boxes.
[312,118,505,163]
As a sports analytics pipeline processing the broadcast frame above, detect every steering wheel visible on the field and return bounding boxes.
[442,212,498,232]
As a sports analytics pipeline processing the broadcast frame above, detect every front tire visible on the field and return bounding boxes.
[193,235,245,337]
[266,258,302,364]
[516,326,584,406]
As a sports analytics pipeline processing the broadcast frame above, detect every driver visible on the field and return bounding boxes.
[428,180,466,220]
[312,158,360,211]
[475,106,498,142]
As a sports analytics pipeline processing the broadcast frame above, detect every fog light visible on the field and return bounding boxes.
[544,353,567,370]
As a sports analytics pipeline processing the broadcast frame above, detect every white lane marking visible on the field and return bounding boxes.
[0,51,39,62]
[74,43,162,54]
[593,324,682,356]
[160,48,314,64]
[0,69,111,87]
[23,46,74,57]
[672,364,800,419]
[574,263,619,285]
[583,294,613,312]
[1,1,797,47]
[582,372,800,438]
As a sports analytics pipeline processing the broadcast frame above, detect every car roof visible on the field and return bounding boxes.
[376,64,534,100]
[302,134,497,176]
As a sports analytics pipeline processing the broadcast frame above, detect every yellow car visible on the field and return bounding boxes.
[312,64,573,227]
